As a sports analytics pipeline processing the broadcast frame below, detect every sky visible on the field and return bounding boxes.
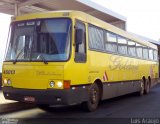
[91,0,160,41]
[0,0,160,71]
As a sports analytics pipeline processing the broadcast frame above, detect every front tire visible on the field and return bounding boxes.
[82,83,100,112]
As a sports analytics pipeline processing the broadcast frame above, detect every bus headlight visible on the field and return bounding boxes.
[49,81,55,88]
[4,79,7,85]
[57,81,63,88]
[7,79,11,85]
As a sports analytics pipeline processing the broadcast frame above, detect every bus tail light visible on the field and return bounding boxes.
[63,80,71,89]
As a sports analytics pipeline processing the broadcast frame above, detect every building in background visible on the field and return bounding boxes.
[0,0,127,30]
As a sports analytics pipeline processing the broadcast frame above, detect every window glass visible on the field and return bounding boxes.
[5,26,34,61]
[105,32,117,52]
[41,20,68,33]
[75,21,86,54]
[136,43,143,58]
[128,40,136,56]
[107,33,117,42]
[75,21,86,62]
[88,25,104,50]
[154,50,158,61]
[117,36,127,55]
[149,49,153,60]
[143,46,149,59]
[5,19,72,62]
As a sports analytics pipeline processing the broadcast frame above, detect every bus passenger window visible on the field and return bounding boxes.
[143,46,149,59]
[105,32,117,53]
[128,40,136,56]
[136,43,143,58]
[88,25,104,50]
[154,50,158,61]
[117,36,127,55]
[149,49,154,60]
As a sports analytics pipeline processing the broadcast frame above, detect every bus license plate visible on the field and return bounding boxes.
[24,96,35,102]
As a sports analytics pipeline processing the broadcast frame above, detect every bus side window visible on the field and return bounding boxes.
[142,46,149,59]
[149,49,154,60]
[136,43,143,58]
[105,32,117,53]
[154,50,158,61]
[128,40,136,57]
[117,36,127,55]
[75,20,86,63]
[88,25,104,50]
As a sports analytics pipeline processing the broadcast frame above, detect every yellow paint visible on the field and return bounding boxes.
[2,11,159,90]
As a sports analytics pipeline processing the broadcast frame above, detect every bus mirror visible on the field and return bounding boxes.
[75,29,84,45]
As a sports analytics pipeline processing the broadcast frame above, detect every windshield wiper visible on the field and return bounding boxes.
[37,54,48,64]
[13,47,24,64]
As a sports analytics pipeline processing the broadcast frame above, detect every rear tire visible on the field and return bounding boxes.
[138,80,145,96]
[82,83,100,112]
[144,79,150,94]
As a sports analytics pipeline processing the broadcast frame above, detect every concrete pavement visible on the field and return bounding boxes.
[0,82,160,116]
[1,84,160,118]
[0,91,16,104]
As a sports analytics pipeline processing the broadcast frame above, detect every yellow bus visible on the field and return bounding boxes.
[2,11,159,112]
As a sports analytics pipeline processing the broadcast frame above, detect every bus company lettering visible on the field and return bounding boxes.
[109,56,139,70]
[36,71,61,76]
[3,70,15,74]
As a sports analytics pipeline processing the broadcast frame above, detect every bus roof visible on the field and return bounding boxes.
[14,10,157,50]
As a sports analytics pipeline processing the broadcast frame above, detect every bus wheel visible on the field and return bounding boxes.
[144,79,150,94]
[82,83,100,112]
[139,80,145,96]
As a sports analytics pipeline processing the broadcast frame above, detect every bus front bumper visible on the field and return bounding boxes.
[2,86,88,106]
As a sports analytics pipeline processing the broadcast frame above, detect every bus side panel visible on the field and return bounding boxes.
[102,81,140,100]
[88,50,158,100]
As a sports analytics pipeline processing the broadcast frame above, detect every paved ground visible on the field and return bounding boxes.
[0,91,35,114]
[1,84,160,123]
[0,91,16,104]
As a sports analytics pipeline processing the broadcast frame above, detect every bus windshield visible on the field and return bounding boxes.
[5,18,71,62]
